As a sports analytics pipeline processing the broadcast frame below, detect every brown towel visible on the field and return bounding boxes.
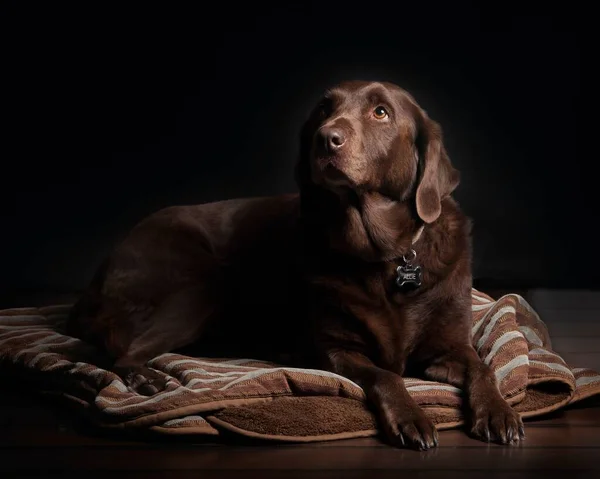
[0,288,598,443]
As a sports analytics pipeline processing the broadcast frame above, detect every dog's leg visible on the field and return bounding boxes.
[423,344,525,444]
[327,349,438,450]
[109,285,219,396]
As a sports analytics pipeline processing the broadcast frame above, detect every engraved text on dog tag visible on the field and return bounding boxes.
[396,264,422,289]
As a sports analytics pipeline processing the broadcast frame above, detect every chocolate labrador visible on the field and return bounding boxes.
[67,80,524,450]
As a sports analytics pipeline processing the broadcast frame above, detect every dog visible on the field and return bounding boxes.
[67,80,524,450]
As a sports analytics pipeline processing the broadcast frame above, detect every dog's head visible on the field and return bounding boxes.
[296,80,460,223]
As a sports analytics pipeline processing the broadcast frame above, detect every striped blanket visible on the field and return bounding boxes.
[0,289,599,443]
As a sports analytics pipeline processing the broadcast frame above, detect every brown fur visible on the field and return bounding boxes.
[67,80,524,449]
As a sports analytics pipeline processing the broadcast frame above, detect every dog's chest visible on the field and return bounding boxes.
[350,269,427,368]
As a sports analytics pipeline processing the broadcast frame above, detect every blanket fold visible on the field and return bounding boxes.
[1,288,599,443]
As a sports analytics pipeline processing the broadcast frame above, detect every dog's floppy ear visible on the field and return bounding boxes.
[414,112,460,223]
[294,116,314,190]
[294,102,323,190]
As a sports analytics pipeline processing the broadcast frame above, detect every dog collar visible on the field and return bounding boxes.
[411,225,424,245]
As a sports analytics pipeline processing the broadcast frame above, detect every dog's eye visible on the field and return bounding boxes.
[318,99,332,116]
[373,106,389,119]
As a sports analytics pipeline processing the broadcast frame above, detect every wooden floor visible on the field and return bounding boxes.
[1,287,599,478]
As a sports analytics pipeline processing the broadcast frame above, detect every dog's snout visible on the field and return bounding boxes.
[320,127,346,153]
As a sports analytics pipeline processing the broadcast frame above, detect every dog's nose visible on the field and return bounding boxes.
[328,130,345,148]
[320,127,346,152]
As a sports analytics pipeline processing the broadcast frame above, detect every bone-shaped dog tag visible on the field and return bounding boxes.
[396,264,422,289]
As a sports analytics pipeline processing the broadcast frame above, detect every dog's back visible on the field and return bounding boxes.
[67,193,305,375]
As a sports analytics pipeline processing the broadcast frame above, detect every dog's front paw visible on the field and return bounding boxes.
[382,405,439,451]
[470,399,525,444]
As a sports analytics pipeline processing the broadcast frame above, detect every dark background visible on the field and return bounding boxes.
[1,2,594,306]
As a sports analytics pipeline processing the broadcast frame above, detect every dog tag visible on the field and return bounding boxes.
[396,264,422,289]
[396,249,422,290]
